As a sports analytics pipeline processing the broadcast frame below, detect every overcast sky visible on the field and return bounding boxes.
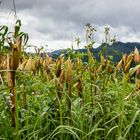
[0,0,140,51]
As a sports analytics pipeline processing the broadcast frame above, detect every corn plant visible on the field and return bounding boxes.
[85,23,96,107]
[6,20,28,127]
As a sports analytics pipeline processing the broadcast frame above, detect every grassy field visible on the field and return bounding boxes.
[0,21,140,140]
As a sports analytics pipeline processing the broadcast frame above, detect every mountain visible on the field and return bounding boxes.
[49,41,140,63]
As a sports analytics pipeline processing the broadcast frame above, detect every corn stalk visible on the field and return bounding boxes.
[65,58,72,124]
[7,20,28,127]
[85,23,96,107]
[7,38,21,127]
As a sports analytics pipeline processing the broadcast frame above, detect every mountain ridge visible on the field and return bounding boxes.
[49,41,140,62]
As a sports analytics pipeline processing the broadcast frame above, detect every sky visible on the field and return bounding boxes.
[0,0,140,52]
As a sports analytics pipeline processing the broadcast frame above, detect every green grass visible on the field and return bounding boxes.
[0,66,140,140]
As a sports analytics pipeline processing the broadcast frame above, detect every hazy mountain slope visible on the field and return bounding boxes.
[49,41,140,62]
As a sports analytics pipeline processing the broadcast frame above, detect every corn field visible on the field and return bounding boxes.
[0,20,140,140]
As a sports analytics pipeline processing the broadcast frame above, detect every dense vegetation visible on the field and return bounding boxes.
[0,21,140,140]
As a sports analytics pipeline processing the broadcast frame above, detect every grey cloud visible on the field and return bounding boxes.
[1,0,140,46]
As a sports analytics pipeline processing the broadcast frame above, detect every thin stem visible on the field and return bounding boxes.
[12,0,17,19]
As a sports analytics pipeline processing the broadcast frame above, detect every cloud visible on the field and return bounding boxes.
[0,0,140,50]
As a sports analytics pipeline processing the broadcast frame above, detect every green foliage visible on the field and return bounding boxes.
[0,21,140,140]
[0,25,8,53]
